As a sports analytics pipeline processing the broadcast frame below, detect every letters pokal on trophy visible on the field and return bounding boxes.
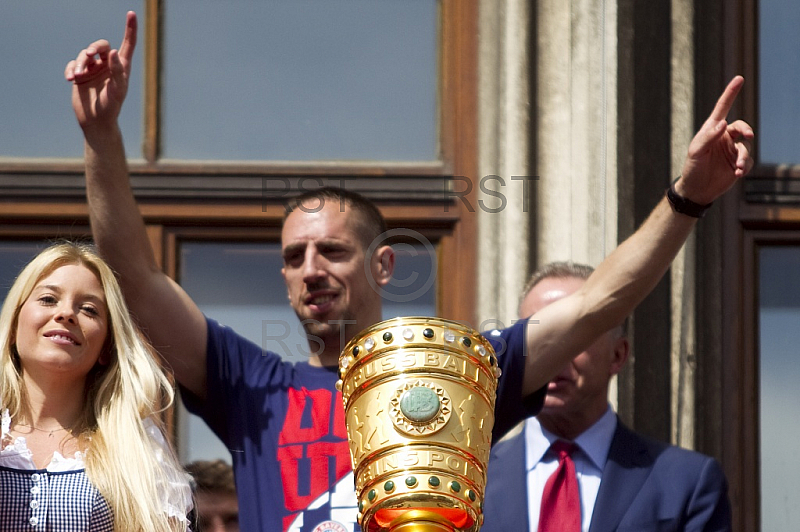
[336,317,501,532]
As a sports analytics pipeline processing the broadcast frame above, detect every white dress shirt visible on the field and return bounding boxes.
[524,406,617,532]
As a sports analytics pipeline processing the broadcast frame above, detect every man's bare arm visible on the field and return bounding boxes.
[522,76,754,396]
[67,12,208,398]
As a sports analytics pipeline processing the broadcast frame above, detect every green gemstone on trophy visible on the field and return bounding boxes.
[428,476,440,487]
[368,489,376,501]
[399,386,441,423]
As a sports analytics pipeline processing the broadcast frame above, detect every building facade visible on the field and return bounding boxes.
[0,1,795,530]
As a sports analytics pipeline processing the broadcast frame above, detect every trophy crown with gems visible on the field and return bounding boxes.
[336,317,501,532]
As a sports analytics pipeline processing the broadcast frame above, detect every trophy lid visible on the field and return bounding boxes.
[336,316,501,402]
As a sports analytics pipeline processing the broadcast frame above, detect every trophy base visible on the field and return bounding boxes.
[388,510,457,532]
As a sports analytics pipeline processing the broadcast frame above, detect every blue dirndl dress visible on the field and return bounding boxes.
[0,410,114,531]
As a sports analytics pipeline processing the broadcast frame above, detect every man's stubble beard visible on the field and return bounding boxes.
[300,308,364,356]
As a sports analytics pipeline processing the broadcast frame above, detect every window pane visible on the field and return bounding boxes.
[163,0,438,161]
[176,240,435,463]
[0,242,47,300]
[759,0,800,164]
[758,246,800,530]
[0,2,144,159]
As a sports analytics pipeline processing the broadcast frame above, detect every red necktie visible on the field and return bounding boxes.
[537,440,581,532]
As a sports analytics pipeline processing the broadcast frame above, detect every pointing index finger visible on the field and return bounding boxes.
[118,11,138,65]
[709,75,744,122]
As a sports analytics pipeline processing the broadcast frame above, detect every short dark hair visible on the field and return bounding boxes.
[284,186,388,250]
[184,459,236,495]
[521,261,629,336]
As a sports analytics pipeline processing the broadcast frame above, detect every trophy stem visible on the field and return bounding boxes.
[387,510,458,532]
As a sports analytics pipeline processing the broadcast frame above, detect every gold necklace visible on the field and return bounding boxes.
[16,423,75,438]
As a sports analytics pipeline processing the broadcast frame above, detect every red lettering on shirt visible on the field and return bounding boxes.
[278,388,331,445]
[278,387,352,525]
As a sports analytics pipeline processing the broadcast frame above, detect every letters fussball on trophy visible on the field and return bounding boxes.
[336,317,501,532]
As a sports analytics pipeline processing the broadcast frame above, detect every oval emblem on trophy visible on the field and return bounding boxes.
[400,385,441,423]
[390,380,451,435]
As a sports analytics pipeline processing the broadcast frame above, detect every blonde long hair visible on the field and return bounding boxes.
[0,242,189,531]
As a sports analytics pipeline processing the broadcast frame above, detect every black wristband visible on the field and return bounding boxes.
[666,177,713,218]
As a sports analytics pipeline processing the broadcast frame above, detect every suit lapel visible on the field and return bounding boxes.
[588,421,653,532]
[485,431,530,532]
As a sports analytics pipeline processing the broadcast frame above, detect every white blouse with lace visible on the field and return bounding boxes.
[0,409,192,531]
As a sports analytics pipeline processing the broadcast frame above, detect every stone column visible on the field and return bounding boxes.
[670,0,697,450]
[477,0,619,318]
[534,0,619,270]
[476,0,621,399]
[476,0,533,328]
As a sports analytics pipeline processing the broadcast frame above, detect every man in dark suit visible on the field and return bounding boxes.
[482,262,731,532]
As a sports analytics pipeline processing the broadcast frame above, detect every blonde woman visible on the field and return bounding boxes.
[0,242,192,531]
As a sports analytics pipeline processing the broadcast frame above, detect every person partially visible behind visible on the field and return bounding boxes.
[0,242,192,531]
[482,262,731,532]
[185,459,239,532]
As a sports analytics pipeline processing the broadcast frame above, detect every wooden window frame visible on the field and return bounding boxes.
[718,0,800,529]
[736,230,800,531]
[0,0,480,454]
[0,0,479,324]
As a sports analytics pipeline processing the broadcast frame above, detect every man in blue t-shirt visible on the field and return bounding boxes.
[66,11,753,532]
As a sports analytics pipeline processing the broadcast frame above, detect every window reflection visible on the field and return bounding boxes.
[0,2,144,159]
[758,246,800,530]
[0,242,48,300]
[163,0,437,161]
[759,0,800,164]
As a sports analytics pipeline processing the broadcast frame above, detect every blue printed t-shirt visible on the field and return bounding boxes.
[181,317,545,532]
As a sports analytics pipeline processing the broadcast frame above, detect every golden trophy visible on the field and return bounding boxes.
[336,317,501,532]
